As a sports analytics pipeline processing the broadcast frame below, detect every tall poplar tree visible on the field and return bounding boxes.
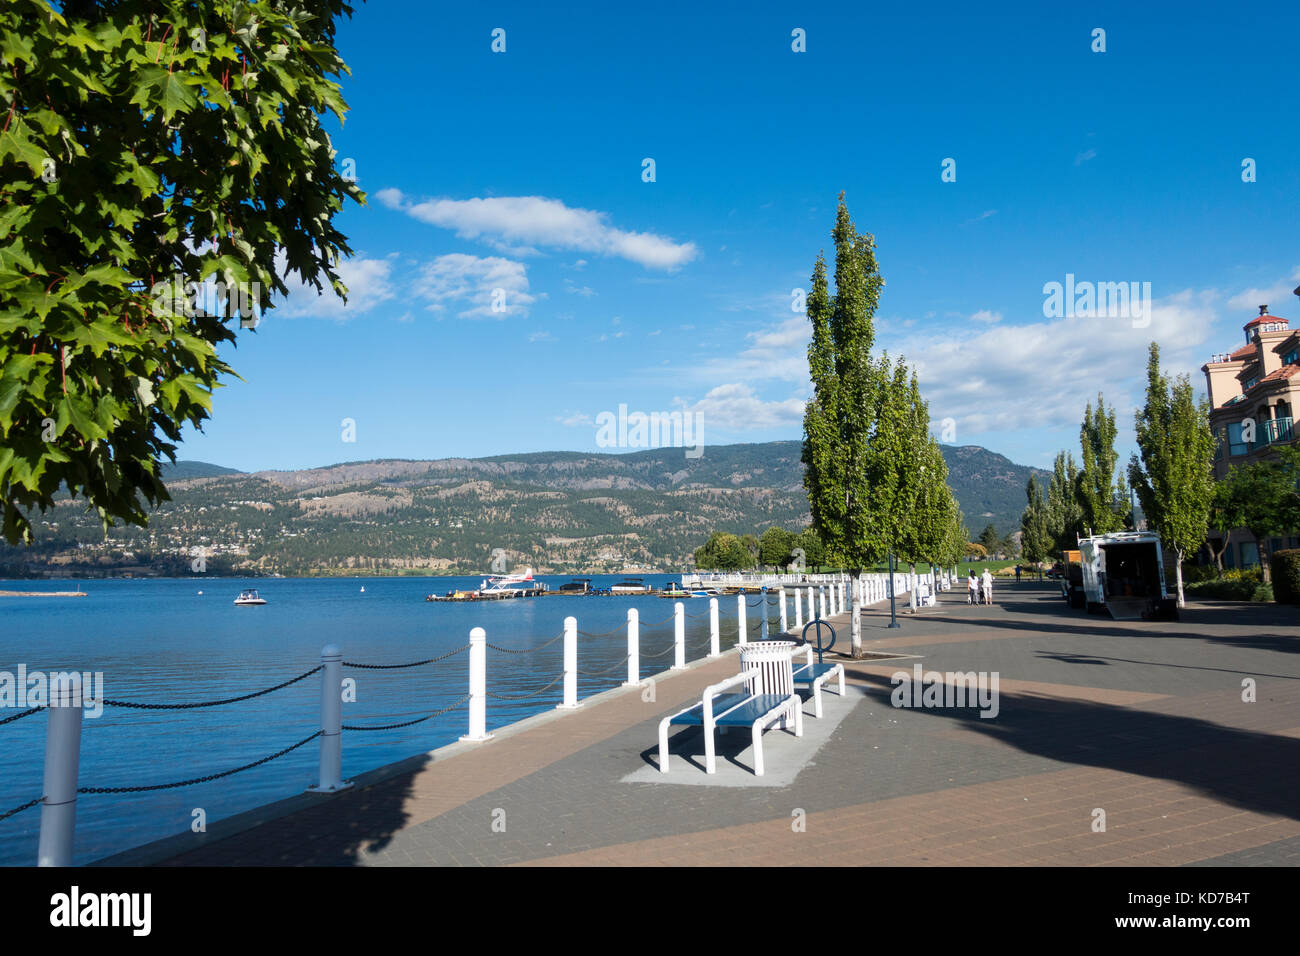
[1019,475,1052,567]
[1127,343,1217,605]
[1078,395,1125,534]
[802,194,886,654]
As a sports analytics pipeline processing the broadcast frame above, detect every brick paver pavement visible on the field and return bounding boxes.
[107,581,1298,867]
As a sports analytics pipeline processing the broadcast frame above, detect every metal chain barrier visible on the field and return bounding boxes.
[640,642,678,659]
[343,644,469,669]
[485,672,566,700]
[77,731,323,794]
[102,666,322,711]
[486,631,565,655]
[343,694,472,731]
[0,706,44,727]
[577,625,627,639]
[577,654,631,677]
[640,613,676,628]
[0,796,42,823]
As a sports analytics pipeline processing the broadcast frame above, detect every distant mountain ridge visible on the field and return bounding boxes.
[3,442,1046,577]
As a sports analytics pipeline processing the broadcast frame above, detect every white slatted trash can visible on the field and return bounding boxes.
[739,640,797,730]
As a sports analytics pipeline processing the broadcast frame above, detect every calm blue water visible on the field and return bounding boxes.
[0,575,779,865]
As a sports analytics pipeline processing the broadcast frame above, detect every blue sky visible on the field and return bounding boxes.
[178,0,1300,473]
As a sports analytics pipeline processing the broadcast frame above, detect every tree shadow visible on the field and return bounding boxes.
[134,752,435,867]
[853,672,1300,821]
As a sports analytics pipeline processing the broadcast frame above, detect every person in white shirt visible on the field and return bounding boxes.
[981,568,994,605]
[967,571,978,605]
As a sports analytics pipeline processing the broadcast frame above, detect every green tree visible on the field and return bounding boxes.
[1219,450,1300,584]
[1045,450,1084,552]
[1019,475,1052,567]
[1,1,364,544]
[1127,343,1217,605]
[793,527,825,569]
[1205,479,1242,573]
[1078,395,1126,534]
[977,522,1000,554]
[896,380,955,607]
[802,193,885,576]
[758,526,796,568]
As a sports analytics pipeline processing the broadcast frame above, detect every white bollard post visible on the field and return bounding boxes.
[709,597,721,657]
[624,608,639,686]
[37,672,83,867]
[818,585,827,620]
[779,587,788,635]
[760,596,769,641]
[673,601,686,669]
[558,616,579,709]
[309,645,350,792]
[460,627,492,742]
[794,585,803,631]
[736,592,747,646]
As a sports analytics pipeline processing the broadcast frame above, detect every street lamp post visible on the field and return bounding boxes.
[887,550,900,628]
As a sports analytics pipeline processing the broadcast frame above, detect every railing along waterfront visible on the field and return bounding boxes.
[2,568,956,865]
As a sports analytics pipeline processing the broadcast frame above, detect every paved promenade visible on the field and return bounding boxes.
[103,582,1300,866]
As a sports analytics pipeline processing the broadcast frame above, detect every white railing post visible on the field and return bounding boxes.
[673,601,686,669]
[793,585,803,631]
[851,577,863,652]
[558,616,579,709]
[736,592,747,646]
[310,644,350,792]
[624,608,640,686]
[37,672,83,867]
[818,585,826,620]
[779,586,788,634]
[460,627,492,742]
[760,591,769,641]
[709,597,721,657]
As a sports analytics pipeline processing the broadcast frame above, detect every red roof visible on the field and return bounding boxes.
[1258,365,1300,385]
[1244,313,1290,329]
[1229,343,1256,360]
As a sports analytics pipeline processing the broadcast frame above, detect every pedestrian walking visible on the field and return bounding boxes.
[981,568,994,605]
[967,570,978,605]
[1015,564,1022,584]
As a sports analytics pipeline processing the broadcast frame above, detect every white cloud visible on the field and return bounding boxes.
[529,330,553,342]
[1075,148,1098,166]
[276,257,397,320]
[377,191,697,270]
[896,289,1219,436]
[680,383,806,431]
[970,310,1003,324]
[559,412,593,427]
[1225,266,1300,313]
[412,254,535,319]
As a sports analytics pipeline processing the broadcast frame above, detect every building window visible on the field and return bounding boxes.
[1240,541,1259,568]
[1227,421,1252,455]
[1285,349,1298,365]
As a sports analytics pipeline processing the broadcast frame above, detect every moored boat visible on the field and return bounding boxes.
[234,589,267,606]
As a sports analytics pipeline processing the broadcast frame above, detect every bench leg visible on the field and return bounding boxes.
[658,718,671,773]
[793,697,803,738]
[751,722,765,776]
[705,723,717,774]
[812,680,823,719]
[836,666,845,697]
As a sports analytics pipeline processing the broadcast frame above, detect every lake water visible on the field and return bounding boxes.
[0,574,779,865]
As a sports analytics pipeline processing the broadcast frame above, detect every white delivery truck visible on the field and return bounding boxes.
[1077,531,1178,621]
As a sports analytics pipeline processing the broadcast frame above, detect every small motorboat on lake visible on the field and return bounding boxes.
[234,589,267,606]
